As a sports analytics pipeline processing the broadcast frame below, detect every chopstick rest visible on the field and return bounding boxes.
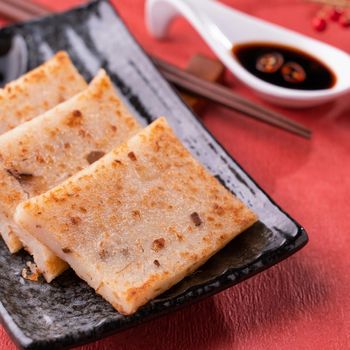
[179,54,225,113]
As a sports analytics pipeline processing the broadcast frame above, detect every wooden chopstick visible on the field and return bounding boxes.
[156,58,309,132]
[0,0,311,138]
[0,1,34,21]
[160,68,310,138]
[4,0,51,17]
[154,58,311,138]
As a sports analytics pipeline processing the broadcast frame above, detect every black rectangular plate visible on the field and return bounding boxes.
[0,1,308,349]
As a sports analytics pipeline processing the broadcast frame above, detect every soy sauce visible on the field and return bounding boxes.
[232,42,335,90]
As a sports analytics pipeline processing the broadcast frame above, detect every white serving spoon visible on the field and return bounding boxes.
[146,0,350,107]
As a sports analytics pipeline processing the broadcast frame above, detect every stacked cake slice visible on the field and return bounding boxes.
[0,51,87,252]
[0,52,257,314]
[0,51,87,134]
[0,67,141,281]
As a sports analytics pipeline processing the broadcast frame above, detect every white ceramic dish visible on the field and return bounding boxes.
[146,0,350,107]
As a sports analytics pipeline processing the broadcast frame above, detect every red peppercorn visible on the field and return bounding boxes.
[312,17,327,32]
[329,8,343,21]
[339,15,350,28]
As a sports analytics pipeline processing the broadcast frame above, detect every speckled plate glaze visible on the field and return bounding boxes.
[0,1,308,349]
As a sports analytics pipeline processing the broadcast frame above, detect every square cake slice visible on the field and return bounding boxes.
[0,69,141,281]
[15,117,257,313]
[0,51,87,134]
[0,51,86,252]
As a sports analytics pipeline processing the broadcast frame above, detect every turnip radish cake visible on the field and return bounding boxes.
[15,117,257,314]
[0,69,141,281]
[0,51,87,134]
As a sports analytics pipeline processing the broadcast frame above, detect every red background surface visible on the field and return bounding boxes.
[1,0,350,349]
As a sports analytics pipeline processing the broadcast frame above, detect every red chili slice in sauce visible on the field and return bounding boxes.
[256,52,284,73]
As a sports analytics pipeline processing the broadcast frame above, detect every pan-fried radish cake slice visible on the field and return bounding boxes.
[15,117,257,314]
[0,51,87,252]
[0,51,87,135]
[0,69,141,281]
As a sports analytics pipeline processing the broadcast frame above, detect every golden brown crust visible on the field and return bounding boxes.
[0,51,87,135]
[15,117,257,313]
[0,50,87,253]
[0,69,140,280]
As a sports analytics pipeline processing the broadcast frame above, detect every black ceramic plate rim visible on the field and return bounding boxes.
[0,1,308,349]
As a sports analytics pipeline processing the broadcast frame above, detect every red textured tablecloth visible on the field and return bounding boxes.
[1,1,349,349]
